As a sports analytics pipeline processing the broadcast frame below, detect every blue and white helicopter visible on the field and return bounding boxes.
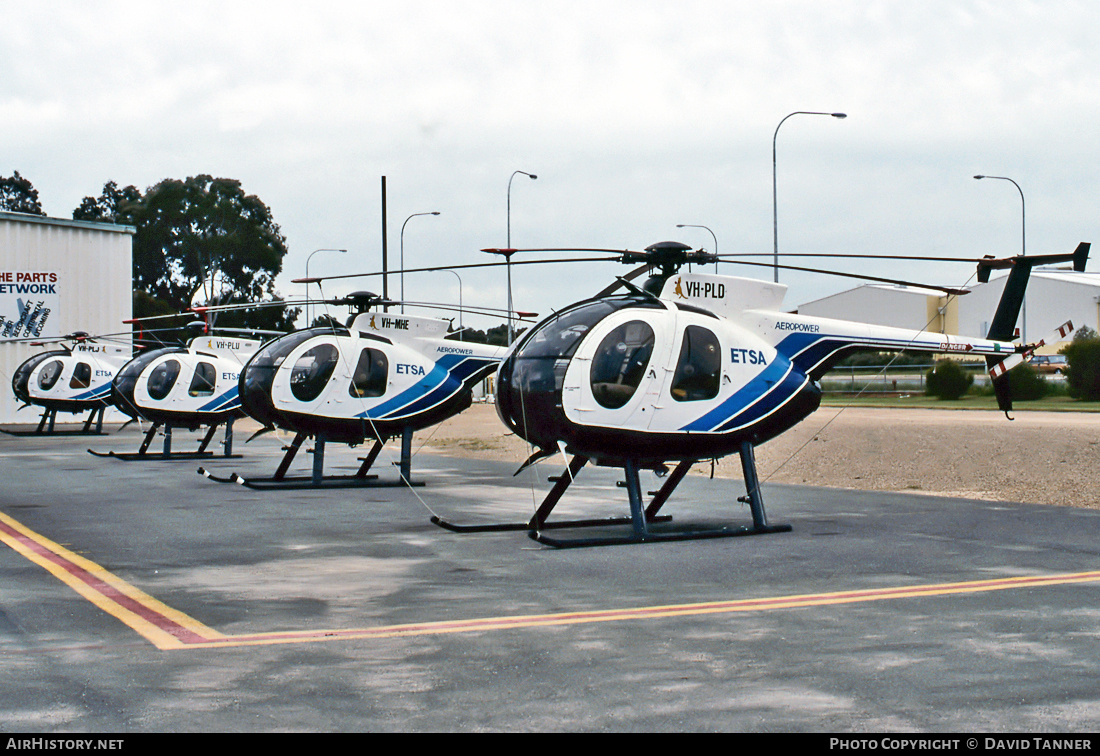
[94,326,264,460]
[7,333,131,435]
[198,292,517,488]
[432,240,1089,547]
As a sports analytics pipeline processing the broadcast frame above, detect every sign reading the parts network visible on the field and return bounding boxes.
[0,271,60,339]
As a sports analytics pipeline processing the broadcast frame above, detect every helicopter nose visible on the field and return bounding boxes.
[111,369,142,419]
[239,360,281,428]
[12,353,48,404]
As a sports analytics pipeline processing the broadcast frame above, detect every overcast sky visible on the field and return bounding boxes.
[4,1,1098,331]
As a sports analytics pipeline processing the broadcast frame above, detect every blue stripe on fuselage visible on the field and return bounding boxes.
[198,385,240,413]
[72,382,112,401]
[357,354,499,420]
[679,357,803,433]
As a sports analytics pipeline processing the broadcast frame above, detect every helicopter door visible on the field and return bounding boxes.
[289,344,339,403]
[37,360,64,392]
[669,325,721,403]
[188,362,217,397]
[566,314,672,430]
[69,362,92,390]
[147,359,182,401]
[589,320,655,410]
[644,322,725,434]
[349,348,388,398]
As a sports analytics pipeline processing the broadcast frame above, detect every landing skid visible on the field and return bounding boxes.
[89,421,240,461]
[433,442,791,547]
[431,454,672,534]
[197,427,424,490]
[2,407,107,436]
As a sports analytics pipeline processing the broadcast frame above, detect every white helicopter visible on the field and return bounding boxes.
[92,325,265,460]
[197,292,520,488]
[430,240,1089,547]
[7,333,132,435]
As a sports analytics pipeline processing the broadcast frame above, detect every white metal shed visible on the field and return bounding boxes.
[0,211,133,424]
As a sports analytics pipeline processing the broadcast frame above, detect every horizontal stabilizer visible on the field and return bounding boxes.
[988,320,1075,379]
[978,242,1090,283]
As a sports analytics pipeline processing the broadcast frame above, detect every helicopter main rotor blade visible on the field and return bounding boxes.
[292,256,623,285]
[714,258,972,296]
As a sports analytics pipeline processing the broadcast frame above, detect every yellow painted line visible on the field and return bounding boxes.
[0,511,224,650]
[3,508,1099,651]
[188,570,1100,649]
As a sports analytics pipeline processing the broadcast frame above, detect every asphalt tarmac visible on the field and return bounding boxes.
[3,423,1100,733]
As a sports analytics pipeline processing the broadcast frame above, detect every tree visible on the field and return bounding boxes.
[72,181,142,223]
[0,171,45,215]
[72,175,299,332]
[1062,327,1100,400]
[130,175,288,311]
[925,359,973,400]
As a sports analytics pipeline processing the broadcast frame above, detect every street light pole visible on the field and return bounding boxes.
[441,269,463,338]
[676,224,718,270]
[974,174,1026,341]
[400,211,440,314]
[504,170,537,343]
[304,248,346,326]
[773,111,847,283]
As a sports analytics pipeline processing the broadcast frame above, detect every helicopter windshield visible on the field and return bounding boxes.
[517,298,658,360]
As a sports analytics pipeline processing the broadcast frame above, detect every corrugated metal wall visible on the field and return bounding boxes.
[0,212,133,425]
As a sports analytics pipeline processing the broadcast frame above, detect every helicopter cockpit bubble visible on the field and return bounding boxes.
[112,347,182,418]
[496,295,664,448]
[239,326,346,427]
[12,351,57,404]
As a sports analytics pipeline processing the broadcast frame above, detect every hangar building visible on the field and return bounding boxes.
[798,268,1100,353]
[0,211,133,425]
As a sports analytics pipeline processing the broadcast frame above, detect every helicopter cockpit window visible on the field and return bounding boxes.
[69,362,92,389]
[147,359,182,401]
[188,362,217,397]
[519,301,637,360]
[670,325,721,402]
[38,360,64,391]
[590,320,655,409]
[290,344,339,402]
[350,348,388,398]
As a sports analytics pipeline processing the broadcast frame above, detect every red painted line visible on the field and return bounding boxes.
[0,519,209,645]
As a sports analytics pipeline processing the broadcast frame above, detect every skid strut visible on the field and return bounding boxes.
[431,453,673,535]
[90,419,240,460]
[434,442,791,547]
[198,427,424,489]
[2,406,108,436]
